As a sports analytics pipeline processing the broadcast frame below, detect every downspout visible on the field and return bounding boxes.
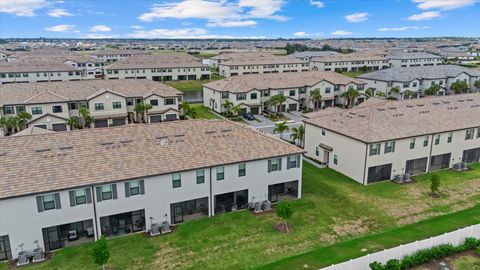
[209,167,213,217]
[426,134,435,173]
[362,143,369,185]
[91,186,99,240]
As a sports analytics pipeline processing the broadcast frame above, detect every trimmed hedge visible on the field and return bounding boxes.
[369,237,480,270]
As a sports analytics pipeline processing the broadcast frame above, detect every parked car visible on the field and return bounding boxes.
[243,114,255,121]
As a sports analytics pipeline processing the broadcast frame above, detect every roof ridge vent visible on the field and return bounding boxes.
[35,147,51,153]
[100,141,113,145]
[205,130,216,134]
[59,144,73,150]
[120,139,133,144]
[174,134,185,137]
[221,128,232,132]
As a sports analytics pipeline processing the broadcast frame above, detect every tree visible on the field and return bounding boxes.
[91,235,110,270]
[274,121,289,139]
[389,86,400,99]
[310,89,322,110]
[403,89,413,100]
[424,84,441,96]
[0,116,19,135]
[143,103,153,123]
[222,100,234,117]
[430,173,441,197]
[340,87,360,109]
[276,200,293,233]
[290,125,305,147]
[66,117,79,130]
[16,111,32,131]
[450,80,469,94]
[474,80,480,92]
[133,103,146,123]
[376,91,386,98]
[231,104,241,116]
[180,101,197,119]
[79,107,93,128]
[268,94,287,116]
[364,88,374,99]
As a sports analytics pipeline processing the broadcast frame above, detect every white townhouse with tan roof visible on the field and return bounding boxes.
[203,71,367,115]
[0,80,183,132]
[387,52,443,68]
[104,53,211,81]
[88,49,149,63]
[309,52,390,72]
[217,54,309,77]
[0,61,82,85]
[0,120,304,261]
[303,94,480,185]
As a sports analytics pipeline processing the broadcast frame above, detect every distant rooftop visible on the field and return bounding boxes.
[104,53,207,69]
[358,65,480,82]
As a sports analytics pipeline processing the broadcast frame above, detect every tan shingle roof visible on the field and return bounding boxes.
[204,71,366,93]
[12,126,55,137]
[104,53,207,70]
[304,93,480,143]
[0,79,182,106]
[0,61,81,73]
[221,55,307,66]
[0,120,304,199]
[311,52,387,62]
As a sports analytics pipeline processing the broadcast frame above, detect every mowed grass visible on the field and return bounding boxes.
[339,70,370,78]
[190,104,220,119]
[165,74,224,92]
[3,163,479,270]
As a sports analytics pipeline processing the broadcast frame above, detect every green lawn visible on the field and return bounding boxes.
[2,163,479,270]
[338,70,370,78]
[190,104,220,119]
[165,75,224,92]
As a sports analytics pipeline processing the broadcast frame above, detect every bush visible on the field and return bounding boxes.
[385,259,401,270]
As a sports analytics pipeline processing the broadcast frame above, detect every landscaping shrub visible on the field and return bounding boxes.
[369,237,480,270]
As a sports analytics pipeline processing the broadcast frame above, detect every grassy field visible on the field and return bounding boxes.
[2,163,479,270]
[339,70,370,78]
[190,104,220,119]
[165,74,224,92]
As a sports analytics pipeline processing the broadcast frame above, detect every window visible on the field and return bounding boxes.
[112,101,122,109]
[325,87,331,94]
[250,93,257,100]
[196,170,205,184]
[384,141,395,153]
[216,167,225,180]
[447,132,453,143]
[315,146,320,156]
[236,93,246,101]
[465,129,474,140]
[129,181,140,196]
[42,194,56,210]
[127,98,133,106]
[74,189,87,205]
[333,154,338,165]
[434,134,440,145]
[172,173,181,188]
[268,158,282,172]
[423,136,429,147]
[238,164,246,177]
[16,105,25,113]
[94,103,104,111]
[221,92,229,99]
[289,90,296,96]
[165,98,175,105]
[150,99,159,106]
[370,143,380,156]
[410,138,416,149]
[52,105,63,113]
[477,128,480,139]
[69,102,78,110]
[321,129,326,136]
[31,106,43,115]
[101,185,113,200]
[3,106,13,115]
[287,155,300,169]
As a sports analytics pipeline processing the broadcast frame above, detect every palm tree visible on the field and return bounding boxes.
[376,91,386,98]
[389,86,400,99]
[269,94,286,115]
[144,103,153,123]
[222,100,233,116]
[403,89,413,100]
[291,125,305,147]
[450,80,469,94]
[274,121,289,140]
[0,116,19,135]
[364,88,374,99]
[79,107,93,128]
[133,103,145,123]
[424,84,441,96]
[16,111,32,131]
[66,117,79,130]
[474,80,480,92]
[310,89,322,110]
[231,104,241,117]
[340,87,360,109]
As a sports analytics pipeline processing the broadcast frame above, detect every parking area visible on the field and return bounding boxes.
[243,111,304,142]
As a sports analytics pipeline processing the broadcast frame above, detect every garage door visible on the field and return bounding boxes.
[94,119,108,128]
[239,108,247,116]
[250,107,260,115]
[112,118,126,126]
[288,104,297,111]
[165,114,177,121]
[52,123,67,131]
[150,115,162,123]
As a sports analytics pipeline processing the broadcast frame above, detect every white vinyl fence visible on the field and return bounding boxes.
[319,224,480,270]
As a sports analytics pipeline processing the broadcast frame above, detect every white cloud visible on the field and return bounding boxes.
[408,11,442,20]
[378,26,430,31]
[309,0,324,8]
[81,33,118,39]
[130,25,144,30]
[293,31,323,37]
[331,30,353,36]
[0,0,47,16]
[206,20,257,27]
[412,0,477,10]
[89,25,112,32]
[48,8,73,17]
[138,0,287,25]
[45,24,75,32]
[345,12,369,23]
[127,27,266,39]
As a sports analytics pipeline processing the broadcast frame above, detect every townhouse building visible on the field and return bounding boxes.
[309,52,390,72]
[0,62,82,85]
[289,51,341,62]
[104,54,210,81]
[203,71,366,115]
[218,55,309,77]
[88,49,149,63]
[303,94,480,185]
[387,52,443,68]
[62,56,103,79]
[210,52,272,67]
[0,80,183,132]
[0,120,304,261]
[357,65,480,98]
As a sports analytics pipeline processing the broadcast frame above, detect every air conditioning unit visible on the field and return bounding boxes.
[17,251,29,266]
[32,248,44,263]
[254,202,263,213]
[161,221,171,234]
[150,223,160,236]
[262,200,272,211]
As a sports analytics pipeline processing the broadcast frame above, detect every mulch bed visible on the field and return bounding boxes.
[274,222,293,233]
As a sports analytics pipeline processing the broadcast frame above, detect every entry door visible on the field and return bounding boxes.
[0,235,11,261]
[323,150,330,164]
[45,227,62,251]
[172,204,184,224]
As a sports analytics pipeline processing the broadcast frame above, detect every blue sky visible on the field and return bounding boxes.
[0,0,478,39]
